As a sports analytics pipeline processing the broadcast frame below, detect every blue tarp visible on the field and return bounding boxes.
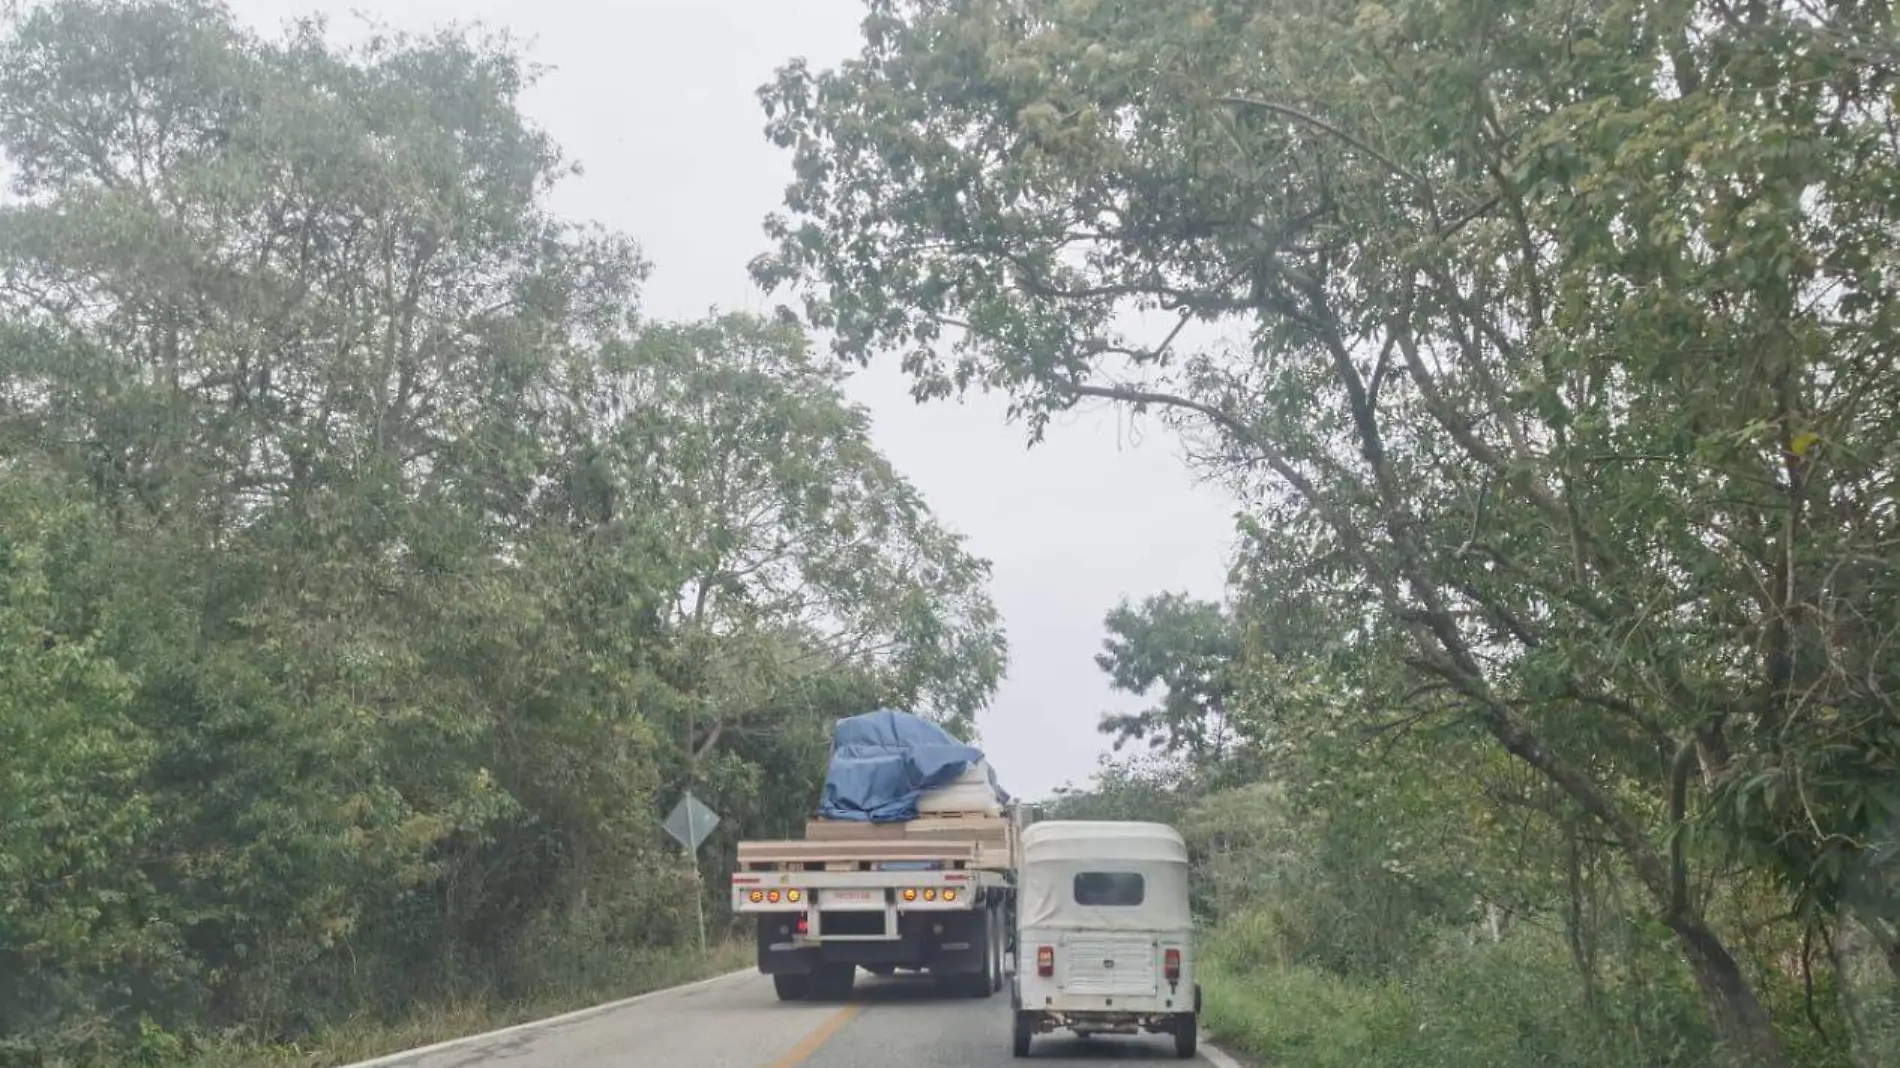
[814,709,1008,822]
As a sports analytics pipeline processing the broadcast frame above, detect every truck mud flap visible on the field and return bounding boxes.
[755,916,818,975]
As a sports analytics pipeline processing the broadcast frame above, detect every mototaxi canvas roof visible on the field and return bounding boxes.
[1017,820,1191,934]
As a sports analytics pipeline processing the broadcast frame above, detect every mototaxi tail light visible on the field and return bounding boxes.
[1036,945,1054,977]
[795,913,808,934]
[1164,947,1181,981]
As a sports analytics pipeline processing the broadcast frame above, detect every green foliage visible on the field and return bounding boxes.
[1202,922,1720,1068]
[0,475,175,1063]
[1041,756,1189,824]
[1094,592,1246,770]
[755,0,1900,1062]
[0,1,1005,1062]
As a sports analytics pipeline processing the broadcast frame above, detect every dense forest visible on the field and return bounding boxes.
[5,0,1900,1066]
[0,2,1005,1063]
[753,0,1900,1066]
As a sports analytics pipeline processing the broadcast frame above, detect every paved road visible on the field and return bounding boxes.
[351,968,1228,1068]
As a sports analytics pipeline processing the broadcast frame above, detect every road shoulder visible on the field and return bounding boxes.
[333,968,757,1068]
[1199,1037,1256,1068]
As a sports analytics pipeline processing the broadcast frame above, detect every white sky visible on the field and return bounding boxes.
[224,0,1241,799]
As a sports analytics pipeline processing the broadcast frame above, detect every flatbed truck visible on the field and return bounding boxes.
[730,805,1023,1001]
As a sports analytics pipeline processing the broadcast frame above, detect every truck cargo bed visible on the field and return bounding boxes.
[737,812,1016,873]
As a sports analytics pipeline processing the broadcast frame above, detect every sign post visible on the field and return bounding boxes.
[662,791,721,954]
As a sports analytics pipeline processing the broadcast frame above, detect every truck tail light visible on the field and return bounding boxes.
[1036,945,1054,977]
[1164,947,1181,981]
[767,889,781,903]
[749,890,763,903]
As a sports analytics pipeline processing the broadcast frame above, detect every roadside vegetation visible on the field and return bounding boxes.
[0,3,1002,1064]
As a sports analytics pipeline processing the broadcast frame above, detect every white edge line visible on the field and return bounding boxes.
[1199,1037,1249,1068]
[333,967,756,1068]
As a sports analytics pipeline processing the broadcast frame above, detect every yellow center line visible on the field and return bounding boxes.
[767,1002,865,1068]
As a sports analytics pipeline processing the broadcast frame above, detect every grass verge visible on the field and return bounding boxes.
[184,939,754,1067]
[1200,957,1414,1068]
[1196,917,1728,1068]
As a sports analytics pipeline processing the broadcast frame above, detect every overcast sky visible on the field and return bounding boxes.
[226,0,1241,799]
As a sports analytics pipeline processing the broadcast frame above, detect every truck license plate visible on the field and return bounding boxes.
[826,890,877,904]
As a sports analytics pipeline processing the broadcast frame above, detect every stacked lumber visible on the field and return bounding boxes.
[806,812,1012,868]
[805,812,1008,844]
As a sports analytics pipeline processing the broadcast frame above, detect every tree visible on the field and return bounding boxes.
[0,1,1007,1057]
[1093,591,1243,769]
[594,311,1007,888]
[608,312,1006,749]
[751,1,1900,1062]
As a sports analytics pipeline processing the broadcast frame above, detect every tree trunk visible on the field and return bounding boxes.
[1827,910,1900,1066]
[1564,829,1601,1016]
[1669,915,1790,1068]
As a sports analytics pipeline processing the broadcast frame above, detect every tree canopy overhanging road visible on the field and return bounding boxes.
[1,0,1897,1066]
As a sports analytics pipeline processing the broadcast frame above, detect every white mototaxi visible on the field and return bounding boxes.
[1009,820,1199,1059]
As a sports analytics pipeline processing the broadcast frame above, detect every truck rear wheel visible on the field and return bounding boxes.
[772,973,809,1002]
[989,912,1006,992]
[952,907,997,998]
[809,963,856,1001]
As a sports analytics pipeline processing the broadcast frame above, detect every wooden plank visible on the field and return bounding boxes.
[738,838,979,863]
[802,815,1010,842]
[912,814,1008,830]
[905,824,1008,840]
[802,820,904,842]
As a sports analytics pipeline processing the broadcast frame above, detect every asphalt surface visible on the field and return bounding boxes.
[348,968,1230,1068]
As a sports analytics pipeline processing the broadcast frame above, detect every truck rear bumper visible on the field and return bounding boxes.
[754,909,988,974]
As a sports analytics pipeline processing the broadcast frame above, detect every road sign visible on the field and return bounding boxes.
[662,791,721,955]
[663,791,720,852]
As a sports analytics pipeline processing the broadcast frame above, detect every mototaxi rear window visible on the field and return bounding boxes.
[1072,871,1145,906]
